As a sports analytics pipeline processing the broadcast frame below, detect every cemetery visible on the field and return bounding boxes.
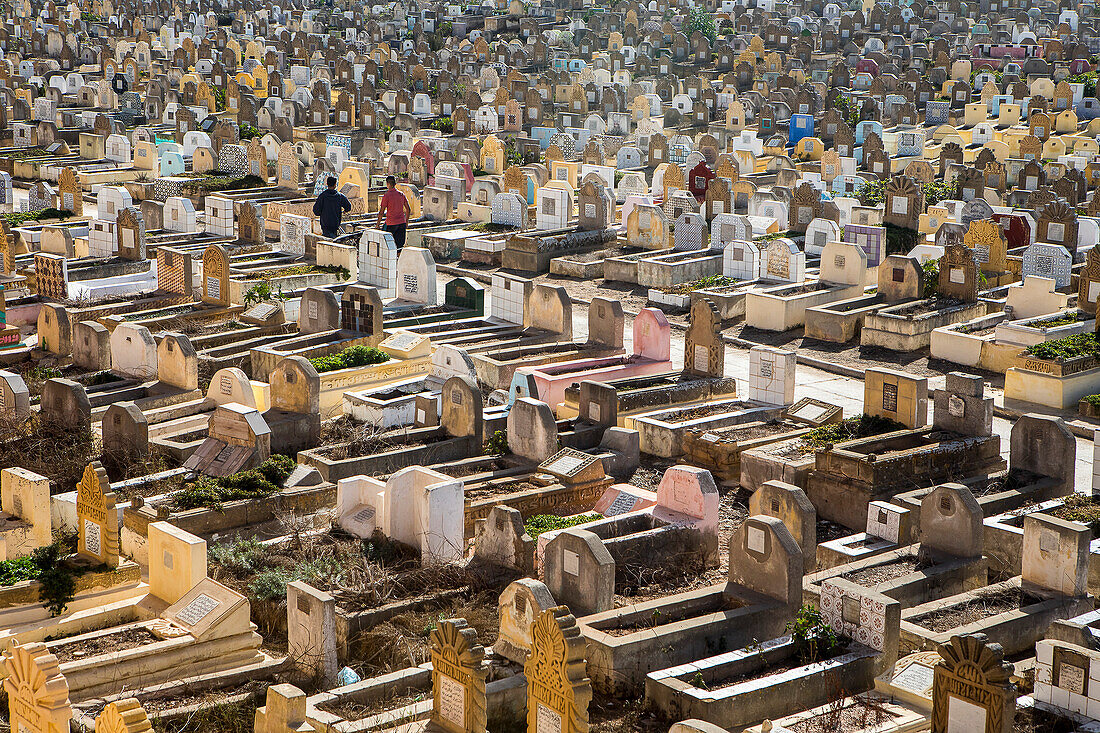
[17,0,1100,730]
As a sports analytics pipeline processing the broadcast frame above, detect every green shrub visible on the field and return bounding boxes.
[524,513,601,538]
[173,455,297,509]
[786,603,845,664]
[0,544,79,616]
[800,414,905,448]
[1027,333,1100,362]
[1083,394,1100,407]
[484,430,510,455]
[309,345,391,373]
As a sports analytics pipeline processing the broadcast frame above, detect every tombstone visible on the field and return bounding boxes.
[339,285,384,341]
[921,483,983,559]
[1021,242,1072,289]
[255,685,316,733]
[299,288,340,334]
[40,379,91,432]
[878,255,923,302]
[102,403,148,458]
[506,398,557,463]
[728,515,803,608]
[357,229,398,295]
[146,521,205,606]
[524,284,572,340]
[3,643,72,733]
[763,238,805,282]
[428,618,488,733]
[110,323,158,380]
[749,480,815,566]
[396,247,438,305]
[865,367,927,429]
[932,373,993,437]
[34,252,68,301]
[0,372,31,424]
[1080,248,1100,315]
[76,461,119,567]
[495,578,556,664]
[473,506,535,574]
[1021,514,1089,597]
[937,243,979,302]
[524,607,592,733]
[202,244,231,306]
[287,581,337,685]
[684,299,723,378]
[279,213,309,255]
[1011,415,1075,492]
[930,634,1014,733]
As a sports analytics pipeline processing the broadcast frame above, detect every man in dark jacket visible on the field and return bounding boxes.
[313,176,351,238]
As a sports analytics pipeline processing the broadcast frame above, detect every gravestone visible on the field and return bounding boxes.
[202,244,231,306]
[932,373,993,437]
[299,288,340,334]
[878,255,923,302]
[3,643,71,733]
[748,345,796,405]
[543,529,614,616]
[147,521,205,606]
[102,403,148,458]
[34,253,68,301]
[495,578,557,664]
[0,371,31,423]
[684,299,723,378]
[921,484,983,559]
[287,581,338,685]
[819,578,901,672]
[255,685,316,733]
[937,243,979,302]
[1021,514,1090,596]
[865,367,927,429]
[0,467,50,559]
[76,461,118,567]
[1021,242,1072,289]
[524,607,592,733]
[473,505,535,574]
[1078,246,1100,313]
[866,501,913,545]
[95,699,151,733]
[749,480,816,567]
[40,379,91,432]
[931,634,1014,733]
[429,619,488,733]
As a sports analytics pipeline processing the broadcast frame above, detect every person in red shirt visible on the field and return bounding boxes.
[377,175,412,248]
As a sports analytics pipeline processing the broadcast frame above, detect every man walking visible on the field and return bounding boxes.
[377,175,412,248]
[313,176,351,239]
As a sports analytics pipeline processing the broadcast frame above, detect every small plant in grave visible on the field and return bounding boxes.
[1082,394,1100,408]
[800,414,904,449]
[786,603,845,664]
[484,429,510,455]
[243,281,288,306]
[523,513,602,538]
[0,542,81,616]
[309,345,391,373]
[1027,332,1100,362]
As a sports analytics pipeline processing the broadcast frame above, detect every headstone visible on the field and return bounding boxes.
[473,505,535,573]
[147,521,205,605]
[930,634,1014,733]
[684,299,724,378]
[1021,514,1090,596]
[3,643,71,733]
[749,480,816,566]
[865,367,927,429]
[287,581,338,685]
[543,529,614,616]
[255,685,316,733]
[201,244,231,306]
[76,461,118,567]
[921,484,983,559]
[932,373,993,437]
[937,243,979,302]
[748,345,796,405]
[495,578,557,664]
[429,618,488,733]
[94,699,151,733]
[524,607,592,733]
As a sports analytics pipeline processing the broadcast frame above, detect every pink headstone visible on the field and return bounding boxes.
[632,307,671,361]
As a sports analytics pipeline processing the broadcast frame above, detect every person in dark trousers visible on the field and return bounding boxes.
[377,175,412,248]
[313,176,351,239]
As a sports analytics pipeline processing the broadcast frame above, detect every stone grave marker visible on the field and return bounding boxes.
[473,505,535,574]
[865,368,927,429]
[429,618,488,733]
[937,243,979,301]
[748,345,796,405]
[287,581,338,685]
[749,480,816,566]
[524,606,592,733]
[3,643,71,733]
[255,685,316,733]
[932,372,993,437]
[684,299,724,378]
[495,578,556,664]
[201,244,231,306]
[543,529,614,616]
[1021,242,1072,289]
[76,460,118,567]
[931,634,1014,733]
[1021,514,1090,597]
